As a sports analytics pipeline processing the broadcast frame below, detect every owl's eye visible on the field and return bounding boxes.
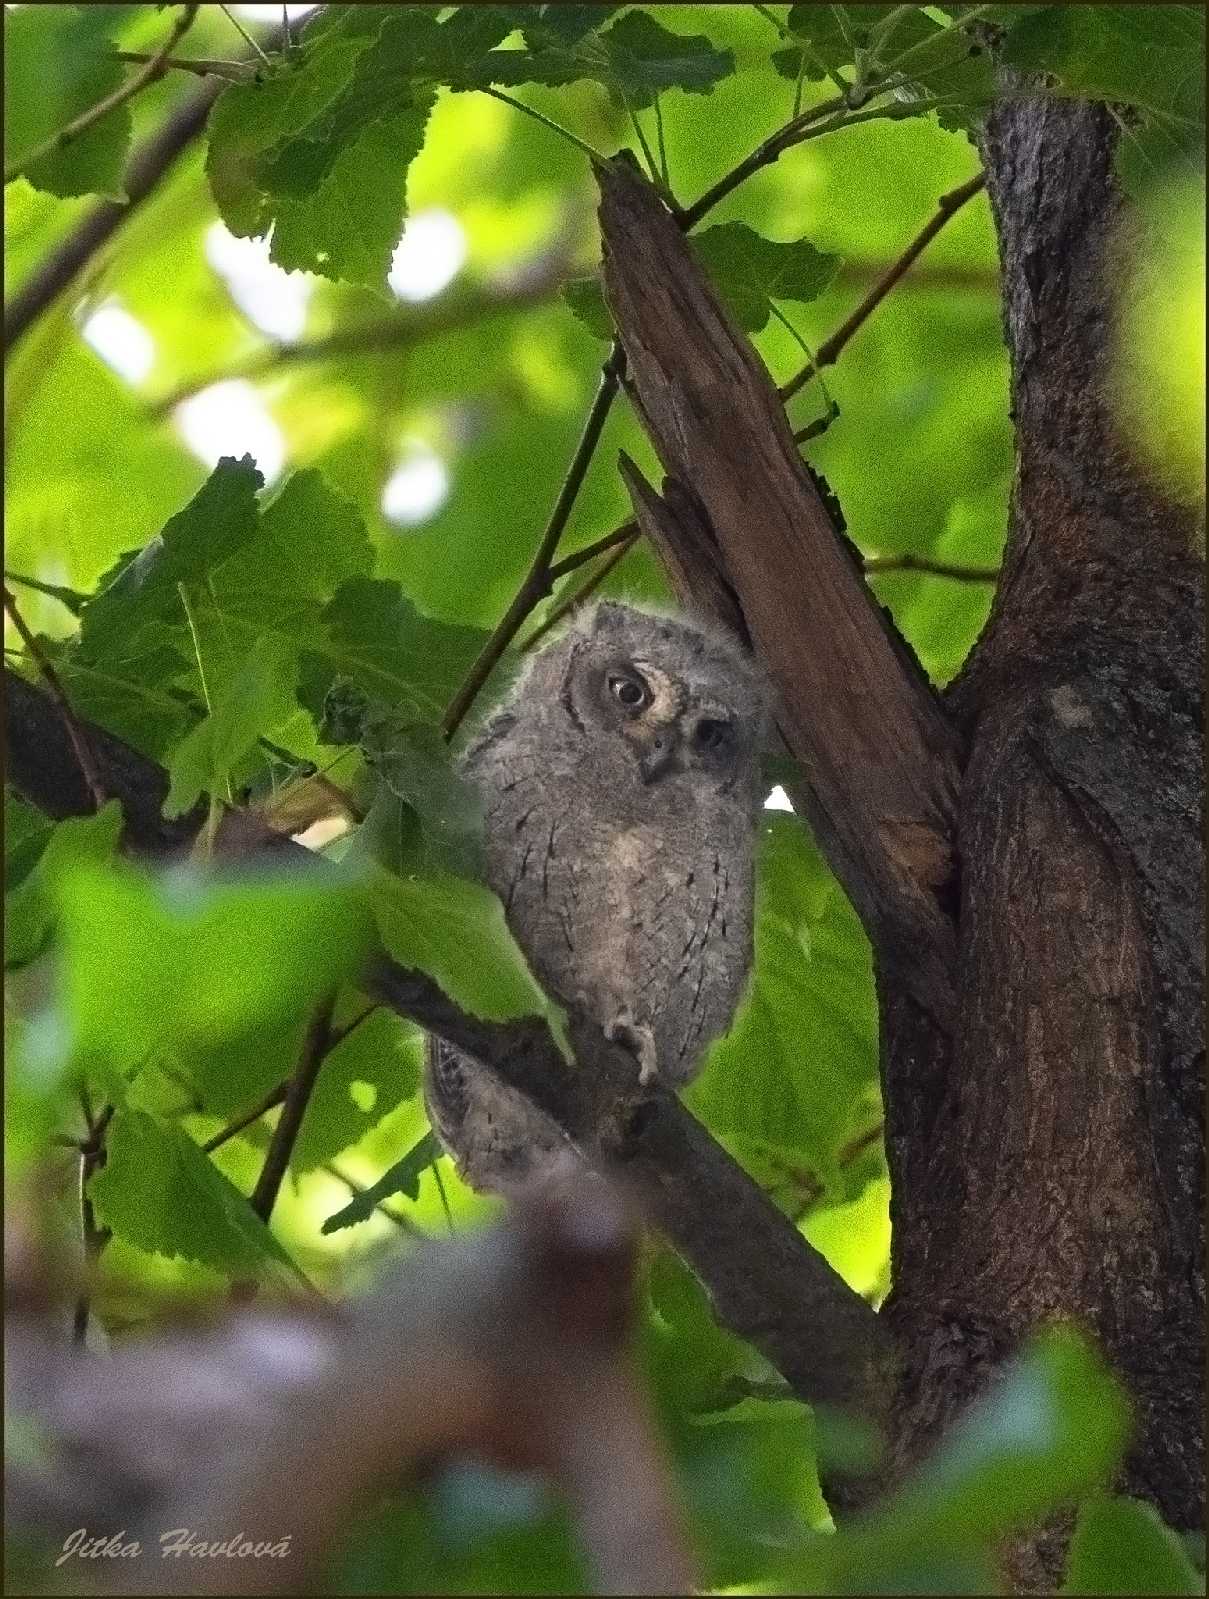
[694,717,733,753]
[608,672,649,710]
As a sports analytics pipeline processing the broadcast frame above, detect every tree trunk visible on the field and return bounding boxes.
[880,91,1204,1590]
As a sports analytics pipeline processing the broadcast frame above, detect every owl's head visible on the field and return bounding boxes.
[547,601,767,794]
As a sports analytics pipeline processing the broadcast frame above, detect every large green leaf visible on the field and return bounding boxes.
[89,1107,301,1278]
[4,5,136,200]
[4,802,123,970]
[298,577,489,728]
[692,221,839,332]
[55,860,376,1090]
[368,864,553,1026]
[687,816,880,1188]
[1062,1496,1202,1596]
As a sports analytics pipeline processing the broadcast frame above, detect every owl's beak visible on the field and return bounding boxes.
[639,728,680,784]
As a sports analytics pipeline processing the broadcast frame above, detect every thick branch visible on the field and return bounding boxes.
[598,159,962,1023]
[6,665,889,1422]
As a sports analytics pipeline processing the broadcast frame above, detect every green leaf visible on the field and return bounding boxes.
[80,455,265,659]
[206,10,388,237]
[298,577,489,728]
[55,861,376,1086]
[320,1129,438,1231]
[4,5,135,200]
[164,634,298,816]
[207,6,452,285]
[5,802,123,970]
[562,276,613,340]
[692,221,839,332]
[70,463,393,770]
[687,816,879,1184]
[267,95,436,284]
[4,791,56,892]
[89,1107,300,1278]
[327,688,485,877]
[1062,1496,1202,1596]
[896,1324,1131,1540]
[291,1003,423,1173]
[523,6,619,49]
[1000,7,1205,194]
[369,864,552,1025]
[596,10,735,109]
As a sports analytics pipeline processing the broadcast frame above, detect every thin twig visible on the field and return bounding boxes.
[782,172,987,401]
[112,50,255,82]
[864,553,999,583]
[440,345,625,737]
[3,586,105,810]
[4,5,201,185]
[149,269,570,416]
[481,86,604,162]
[218,2,271,63]
[545,518,639,583]
[519,532,639,654]
[72,1102,115,1348]
[323,1163,427,1237]
[202,1002,377,1156]
[203,1082,288,1154]
[249,997,336,1222]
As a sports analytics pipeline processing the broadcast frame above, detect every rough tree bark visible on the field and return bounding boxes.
[881,92,1204,1588]
[595,82,1203,1595]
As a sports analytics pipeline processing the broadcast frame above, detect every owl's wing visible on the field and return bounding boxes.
[422,1034,473,1153]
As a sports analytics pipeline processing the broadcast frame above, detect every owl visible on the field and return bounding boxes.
[424,600,767,1193]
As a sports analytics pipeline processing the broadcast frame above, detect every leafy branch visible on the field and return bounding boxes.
[7,665,890,1424]
[4,8,301,353]
[4,5,201,186]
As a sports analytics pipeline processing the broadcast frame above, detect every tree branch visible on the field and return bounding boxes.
[247,996,332,1222]
[782,172,987,402]
[3,586,105,810]
[6,665,891,1427]
[599,159,962,1024]
[519,531,640,653]
[4,5,201,186]
[148,265,574,417]
[864,553,999,583]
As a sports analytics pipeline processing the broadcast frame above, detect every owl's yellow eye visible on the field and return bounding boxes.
[608,672,649,709]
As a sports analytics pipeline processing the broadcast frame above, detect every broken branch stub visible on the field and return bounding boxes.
[597,158,961,1023]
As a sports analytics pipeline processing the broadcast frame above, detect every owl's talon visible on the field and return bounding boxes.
[607,1012,659,1087]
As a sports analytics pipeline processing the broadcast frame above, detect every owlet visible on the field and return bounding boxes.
[424,601,766,1192]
